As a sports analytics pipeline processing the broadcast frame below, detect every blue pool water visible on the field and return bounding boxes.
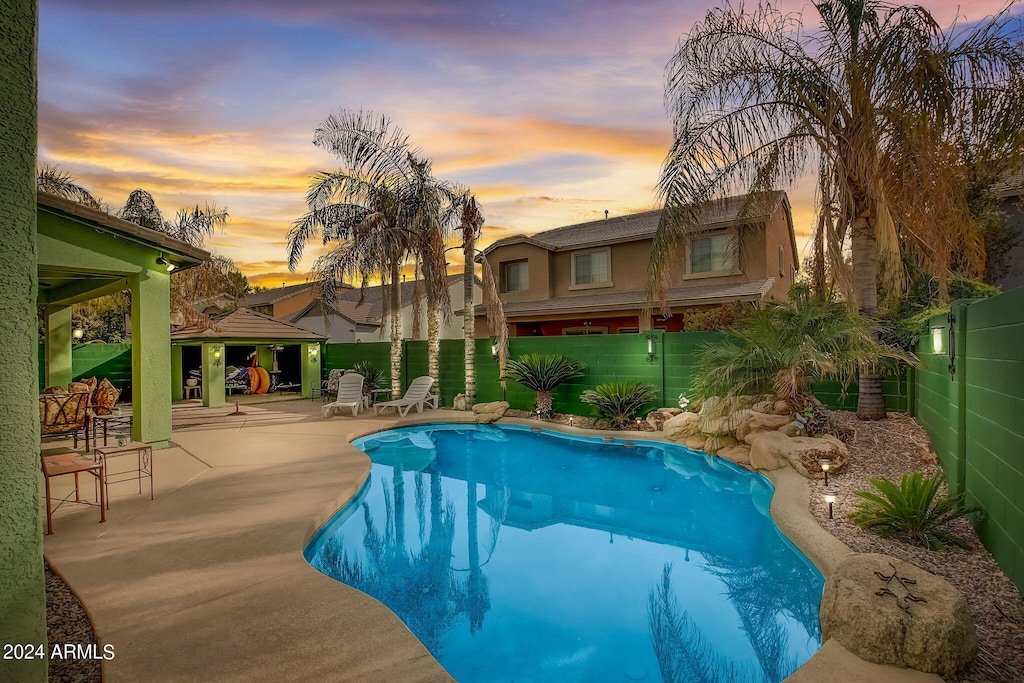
[305,424,824,683]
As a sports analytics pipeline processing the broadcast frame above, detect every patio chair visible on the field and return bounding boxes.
[322,373,365,418]
[321,368,345,403]
[39,390,92,449]
[374,376,436,417]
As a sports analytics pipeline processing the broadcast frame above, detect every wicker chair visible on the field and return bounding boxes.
[40,391,92,448]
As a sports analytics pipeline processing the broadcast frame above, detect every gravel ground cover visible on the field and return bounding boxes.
[810,411,1024,683]
[46,564,101,683]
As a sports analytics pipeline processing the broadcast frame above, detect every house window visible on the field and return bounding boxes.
[563,326,608,335]
[503,260,529,292]
[572,249,610,287]
[689,233,736,274]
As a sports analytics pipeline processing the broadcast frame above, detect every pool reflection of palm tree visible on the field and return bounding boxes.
[316,460,495,655]
[649,552,820,683]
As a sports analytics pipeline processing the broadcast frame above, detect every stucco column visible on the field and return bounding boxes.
[201,343,225,408]
[43,304,72,388]
[170,344,183,401]
[300,343,321,399]
[129,269,172,447]
[0,0,47,680]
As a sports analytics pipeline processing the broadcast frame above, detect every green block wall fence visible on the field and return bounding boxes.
[323,331,906,416]
[912,291,1024,592]
[38,343,133,399]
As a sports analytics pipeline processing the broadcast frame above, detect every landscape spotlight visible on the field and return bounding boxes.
[72,328,84,340]
[823,488,838,519]
[818,458,832,486]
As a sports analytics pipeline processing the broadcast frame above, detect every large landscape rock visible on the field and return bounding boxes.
[749,431,848,476]
[820,553,978,676]
[717,443,752,466]
[663,412,701,442]
[683,436,706,450]
[698,408,755,437]
[472,401,509,423]
[703,434,738,455]
[736,412,793,443]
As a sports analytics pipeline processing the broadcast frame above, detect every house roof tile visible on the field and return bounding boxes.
[171,307,327,341]
[239,282,318,307]
[483,192,788,255]
[498,278,775,317]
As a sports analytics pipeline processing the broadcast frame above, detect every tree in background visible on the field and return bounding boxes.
[37,164,106,209]
[649,0,1024,419]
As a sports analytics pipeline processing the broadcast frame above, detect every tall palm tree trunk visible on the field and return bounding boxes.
[464,229,476,408]
[427,305,441,387]
[851,213,887,420]
[389,261,403,396]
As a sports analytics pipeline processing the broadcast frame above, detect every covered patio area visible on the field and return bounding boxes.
[37,192,208,447]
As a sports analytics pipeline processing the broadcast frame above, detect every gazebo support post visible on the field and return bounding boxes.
[300,342,321,399]
[170,344,184,401]
[201,342,226,408]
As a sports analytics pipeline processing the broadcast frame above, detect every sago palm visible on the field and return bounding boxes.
[581,382,657,428]
[649,0,1024,419]
[850,472,976,550]
[502,354,585,418]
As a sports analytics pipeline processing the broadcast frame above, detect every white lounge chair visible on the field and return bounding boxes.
[322,373,365,418]
[374,376,437,417]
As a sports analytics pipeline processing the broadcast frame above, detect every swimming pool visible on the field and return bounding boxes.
[305,424,824,682]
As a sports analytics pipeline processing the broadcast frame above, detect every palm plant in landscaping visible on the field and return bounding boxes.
[849,472,977,550]
[351,361,388,401]
[692,287,913,433]
[648,0,1024,419]
[581,382,657,428]
[502,354,585,418]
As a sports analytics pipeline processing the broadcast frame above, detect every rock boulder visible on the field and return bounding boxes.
[820,553,978,676]
[472,401,509,424]
[663,412,701,442]
[683,436,706,450]
[749,431,847,476]
[736,412,793,443]
[717,443,752,466]
[704,434,738,455]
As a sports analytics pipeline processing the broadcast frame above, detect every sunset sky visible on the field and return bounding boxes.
[38,0,1017,287]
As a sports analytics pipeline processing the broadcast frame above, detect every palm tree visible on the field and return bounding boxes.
[692,286,913,433]
[37,164,104,208]
[290,110,459,396]
[649,0,1024,419]
[502,354,585,418]
[457,194,508,408]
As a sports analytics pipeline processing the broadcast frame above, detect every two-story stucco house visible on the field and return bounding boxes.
[482,191,798,336]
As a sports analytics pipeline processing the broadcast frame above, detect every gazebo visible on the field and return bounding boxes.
[170,307,326,407]
[37,192,209,447]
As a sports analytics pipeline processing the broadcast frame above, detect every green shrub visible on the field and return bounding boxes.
[502,354,585,417]
[351,361,387,398]
[580,382,657,428]
[849,471,977,550]
[681,301,753,332]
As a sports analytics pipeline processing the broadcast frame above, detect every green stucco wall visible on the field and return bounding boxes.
[325,332,906,416]
[0,0,47,680]
[913,294,1024,591]
[300,342,320,399]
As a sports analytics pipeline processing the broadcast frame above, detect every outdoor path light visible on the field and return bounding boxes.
[823,487,838,519]
[818,458,832,486]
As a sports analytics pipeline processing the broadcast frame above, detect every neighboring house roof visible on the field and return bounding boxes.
[192,294,236,314]
[483,192,790,255]
[336,274,478,323]
[171,307,326,341]
[285,296,374,327]
[38,191,209,268]
[239,282,318,308]
[497,279,776,317]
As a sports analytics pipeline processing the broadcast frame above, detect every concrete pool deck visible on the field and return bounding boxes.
[42,400,942,682]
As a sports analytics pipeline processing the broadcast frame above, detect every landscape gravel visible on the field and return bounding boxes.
[812,411,1024,683]
[46,564,100,683]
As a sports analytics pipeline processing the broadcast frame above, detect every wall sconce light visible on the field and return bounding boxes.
[931,327,943,354]
[170,310,185,327]
[946,311,956,381]
[308,345,320,361]
[156,255,176,272]
[491,339,499,363]
[818,458,832,487]
[823,487,838,519]
[212,345,223,368]
[72,327,84,340]
[646,332,656,363]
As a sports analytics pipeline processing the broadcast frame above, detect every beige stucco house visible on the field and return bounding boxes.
[482,192,798,336]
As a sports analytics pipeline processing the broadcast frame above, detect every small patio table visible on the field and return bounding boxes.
[94,441,154,510]
[41,449,106,535]
[90,412,134,451]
